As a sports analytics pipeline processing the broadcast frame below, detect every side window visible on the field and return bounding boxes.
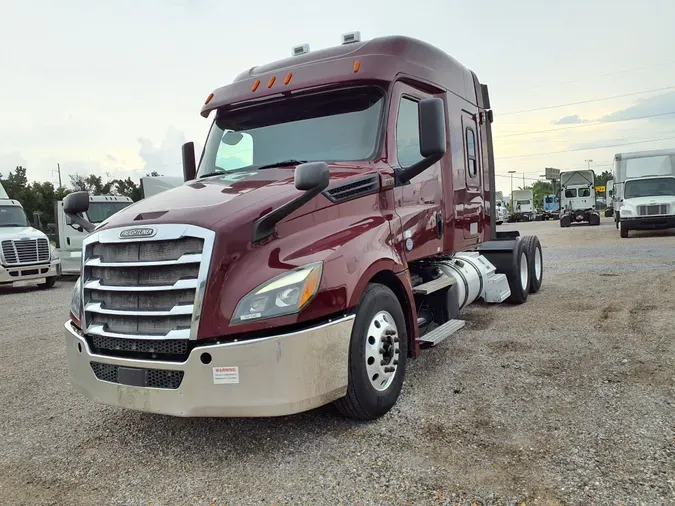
[465,128,477,178]
[396,97,423,168]
[565,189,577,198]
[579,188,591,197]
[216,131,254,171]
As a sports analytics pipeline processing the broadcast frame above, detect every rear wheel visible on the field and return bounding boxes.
[335,284,408,420]
[486,240,530,304]
[589,213,601,226]
[620,222,629,238]
[560,215,571,228]
[522,235,543,293]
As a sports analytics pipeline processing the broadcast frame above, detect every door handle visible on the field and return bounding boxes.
[66,237,70,246]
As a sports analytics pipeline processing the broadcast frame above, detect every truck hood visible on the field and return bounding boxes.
[98,164,370,232]
[0,226,46,240]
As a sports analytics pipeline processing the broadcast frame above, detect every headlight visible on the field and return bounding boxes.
[620,208,633,216]
[70,277,82,322]
[232,262,323,324]
[50,245,60,260]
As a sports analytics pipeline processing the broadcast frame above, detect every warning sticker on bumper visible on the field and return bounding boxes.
[213,366,239,384]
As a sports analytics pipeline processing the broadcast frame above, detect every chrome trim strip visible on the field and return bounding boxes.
[85,324,191,341]
[81,224,216,341]
[85,302,194,317]
[83,278,199,292]
[85,254,202,268]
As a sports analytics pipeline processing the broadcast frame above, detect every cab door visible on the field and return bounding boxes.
[390,82,444,261]
[461,111,484,240]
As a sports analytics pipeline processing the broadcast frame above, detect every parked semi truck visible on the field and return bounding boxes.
[508,189,535,222]
[560,170,600,227]
[495,191,508,225]
[55,195,133,275]
[617,175,675,238]
[541,194,560,220]
[612,148,675,229]
[62,33,545,420]
[1,190,61,288]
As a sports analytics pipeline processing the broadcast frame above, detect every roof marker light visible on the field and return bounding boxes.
[204,93,214,105]
[252,80,261,92]
[284,72,293,85]
[353,60,361,73]
[268,76,276,88]
[292,44,310,56]
[342,31,361,44]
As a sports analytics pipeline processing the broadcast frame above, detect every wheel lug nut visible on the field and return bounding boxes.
[393,360,398,365]
[381,360,386,366]
[393,337,400,343]
[379,348,386,354]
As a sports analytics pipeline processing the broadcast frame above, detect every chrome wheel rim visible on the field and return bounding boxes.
[365,310,400,392]
[520,252,529,290]
[534,246,542,282]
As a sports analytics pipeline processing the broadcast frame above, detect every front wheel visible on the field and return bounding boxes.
[620,222,629,238]
[334,284,408,420]
[38,276,57,289]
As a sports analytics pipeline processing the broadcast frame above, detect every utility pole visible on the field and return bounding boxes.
[522,173,525,187]
[53,163,62,188]
[508,170,516,210]
[585,159,593,171]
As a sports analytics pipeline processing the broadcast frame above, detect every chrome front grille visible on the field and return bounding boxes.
[81,225,215,360]
[638,204,669,216]
[1,238,49,265]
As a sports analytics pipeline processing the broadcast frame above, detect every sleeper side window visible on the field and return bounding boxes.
[396,97,423,168]
[466,128,477,178]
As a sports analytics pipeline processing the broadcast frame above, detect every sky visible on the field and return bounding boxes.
[2,0,675,196]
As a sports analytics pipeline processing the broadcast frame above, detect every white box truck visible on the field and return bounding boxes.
[55,195,133,275]
[612,148,675,229]
[560,170,600,227]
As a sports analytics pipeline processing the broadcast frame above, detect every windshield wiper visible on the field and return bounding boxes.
[256,159,307,170]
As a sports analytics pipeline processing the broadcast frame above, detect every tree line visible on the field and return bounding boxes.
[0,166,159,227]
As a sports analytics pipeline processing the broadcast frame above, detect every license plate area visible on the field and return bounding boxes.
[117,366,147,387]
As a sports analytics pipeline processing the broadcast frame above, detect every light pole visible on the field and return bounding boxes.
[585,159,593,170]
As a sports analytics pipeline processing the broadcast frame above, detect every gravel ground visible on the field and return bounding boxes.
[0,218,673,506]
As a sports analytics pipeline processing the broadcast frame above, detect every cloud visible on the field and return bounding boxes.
[552,114,587,125]
[105,154,117,162]
[137,127,188,176]
[599,91,675,123]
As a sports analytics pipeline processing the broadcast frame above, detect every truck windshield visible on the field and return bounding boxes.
[0,205,29,227]
[197,86,385,177]
[516,200,531,205]
[544,196,557,203]
[624,177,675,198]
[578,188,591,197]
[565,189,577,198]
[86,202,132,224]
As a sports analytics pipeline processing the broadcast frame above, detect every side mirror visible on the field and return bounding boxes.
[63,191,96,233]
[295,161,330,191]
[182,142,196,182]
[397,98,447,185]
[64,191,90,215]
[252,161,330,242]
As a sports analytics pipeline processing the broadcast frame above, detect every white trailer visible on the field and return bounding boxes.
[560,170,600,227]
[612,148,675,228]
[140,176,183,198]
[1,197,61,288]
[508,189,535,222]
[55,195,133,275]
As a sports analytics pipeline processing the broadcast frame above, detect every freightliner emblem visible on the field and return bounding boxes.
[119,227,157,239]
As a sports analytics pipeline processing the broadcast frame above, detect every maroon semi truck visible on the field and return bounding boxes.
[63,33,544,420]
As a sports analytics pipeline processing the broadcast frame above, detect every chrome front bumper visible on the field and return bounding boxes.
[64,315,355,417]
[0,259,60,284]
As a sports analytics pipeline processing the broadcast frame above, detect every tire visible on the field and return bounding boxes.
[615,212,620,229]
[522,235,543,293]
[334,283,408,420]
[620,222,629,238]
[39,276,57,289]
[560,215,571,228]
[485,240,530,304]
[589,213,600,226]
